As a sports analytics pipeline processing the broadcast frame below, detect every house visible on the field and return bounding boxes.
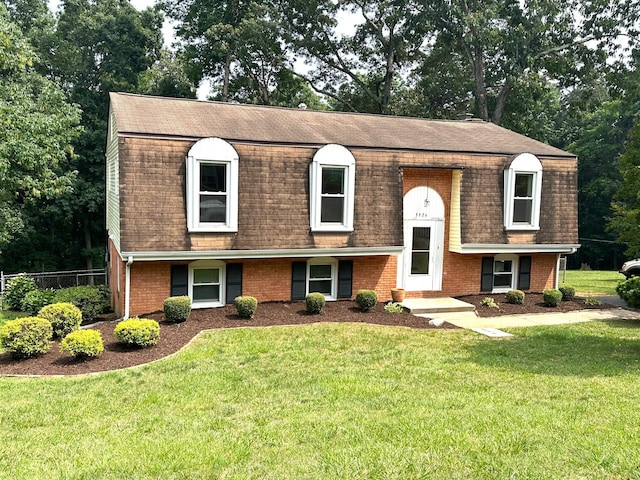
[106,92,579,318]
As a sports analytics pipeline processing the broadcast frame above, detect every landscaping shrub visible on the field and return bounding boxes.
[38,302,83,338]
[54,285,110,322]
[305,293,325,314]
[584,297,603,306]
[3,274,38,311]
[355,289,378,312]
[114,318,160,348]
[21,289,56,316]
[234,296,258,318]
[543,289,563,307]
[559,286,576,301]
[0,317,52,359]
[505,289,525,305]
[163,296,191,323]
[616,276,640,308]
[384,302,404,313]
[60,329,104,359]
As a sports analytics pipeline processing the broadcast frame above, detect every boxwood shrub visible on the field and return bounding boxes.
[505,289,525,305]
[60,329,104,359]
[38,302,83,338]
[305,292,325,315]
[163,296,191,323]
[559,286,576,301]
[355,289,378,312]
[21,288,56,316]
[0,317,53,359]
[234,296,258,318]
[543,289,563,307]
[114,318,160,348]
[3,274,38,311]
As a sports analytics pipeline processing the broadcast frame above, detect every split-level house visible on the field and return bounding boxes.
[106,92,579,318]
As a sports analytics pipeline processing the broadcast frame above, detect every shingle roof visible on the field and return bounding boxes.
[109,92,573,158]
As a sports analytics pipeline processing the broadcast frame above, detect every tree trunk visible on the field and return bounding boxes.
[471,44,489,122]
[221,53,232,102]
[492,80,513,125]
[83,219,94,285]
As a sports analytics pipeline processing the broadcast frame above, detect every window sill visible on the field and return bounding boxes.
[505,225,540,232]
[192,301,225,309]
[188,225,237,233]
[311,225,354,233]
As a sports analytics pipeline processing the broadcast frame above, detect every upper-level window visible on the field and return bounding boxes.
[187,138,239,232]
[504,153,542,230]
[310,144,356,232]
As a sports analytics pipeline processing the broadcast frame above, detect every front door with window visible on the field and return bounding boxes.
[401,187,445,291]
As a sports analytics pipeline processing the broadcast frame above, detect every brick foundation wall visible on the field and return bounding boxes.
[121,252,558,316]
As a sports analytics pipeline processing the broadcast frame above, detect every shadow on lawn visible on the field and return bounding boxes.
[462,319,640,377]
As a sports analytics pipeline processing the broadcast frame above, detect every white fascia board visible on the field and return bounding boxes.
[120,246,404,261]
[458,243,581,254]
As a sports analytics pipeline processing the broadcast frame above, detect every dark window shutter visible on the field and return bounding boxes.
[481,257,494,292]
[170,265,188,297]
[226,263,243,304]
[518,256,532,290]
[291,261,307,300]
[337,260,353,298]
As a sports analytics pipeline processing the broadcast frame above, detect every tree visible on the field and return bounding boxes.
[281,0,426,113]
[39,0,163,270]
[608,123,640,258]
[421,0,639,124]
[138,48,198,98]
[0,6,81,252]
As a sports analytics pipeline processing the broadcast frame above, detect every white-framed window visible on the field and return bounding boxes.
[492,255,516,292]
[189,260,225,308]
[504,153,543,230]
[307,257,338,300]
[310,144,356,232]
[186,137,239,232]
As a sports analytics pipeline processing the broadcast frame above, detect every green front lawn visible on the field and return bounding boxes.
[561,269,625,296]
[1,320,640,478]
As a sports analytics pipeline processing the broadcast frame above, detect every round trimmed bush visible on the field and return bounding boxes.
[3,274,38,311]
[559,286,576,301]
[163,296,191,323]
[355,289,378,312]
[543,289,563,307]
[38,302,83,338]
[234,296,258,318]
[60,329,104,359]
[505,289,525,305]
[114,318,160,348]
[0,317,52,359]
[21,289,56,316]
[305,292,325,315]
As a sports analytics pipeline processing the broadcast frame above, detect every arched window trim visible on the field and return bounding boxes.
[186,137,239,232]
[504,153,543,230]
[309,144,356,232]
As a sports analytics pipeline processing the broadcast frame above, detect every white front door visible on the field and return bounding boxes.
[401,187,445,292]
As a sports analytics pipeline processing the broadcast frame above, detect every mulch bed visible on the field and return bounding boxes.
[0,300,457,377]
[457,293,617,318]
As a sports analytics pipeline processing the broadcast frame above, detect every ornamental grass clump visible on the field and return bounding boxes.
[543,289,563,307]
[163,296,191,323]
[355,289,378,312]
[384,302,404,313]
[480,297,499,309]
[505,289,525,305]
[114,318,160,348]
[234,296,258,318]
[60,329,104,360]
[305,293,325,315]
[0,317,52,359]
[38,302,83,338]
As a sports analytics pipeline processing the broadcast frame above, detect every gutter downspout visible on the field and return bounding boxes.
[124,256,133,319]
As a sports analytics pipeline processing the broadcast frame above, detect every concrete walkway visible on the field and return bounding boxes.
[417,307,640,330]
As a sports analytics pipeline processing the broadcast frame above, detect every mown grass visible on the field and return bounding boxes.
[2,320,640,479]
[562,269,626,295]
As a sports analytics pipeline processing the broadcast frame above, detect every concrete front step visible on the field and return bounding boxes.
[401,297,476,315]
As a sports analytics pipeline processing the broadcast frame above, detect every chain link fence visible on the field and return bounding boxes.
[1,269,106,295]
